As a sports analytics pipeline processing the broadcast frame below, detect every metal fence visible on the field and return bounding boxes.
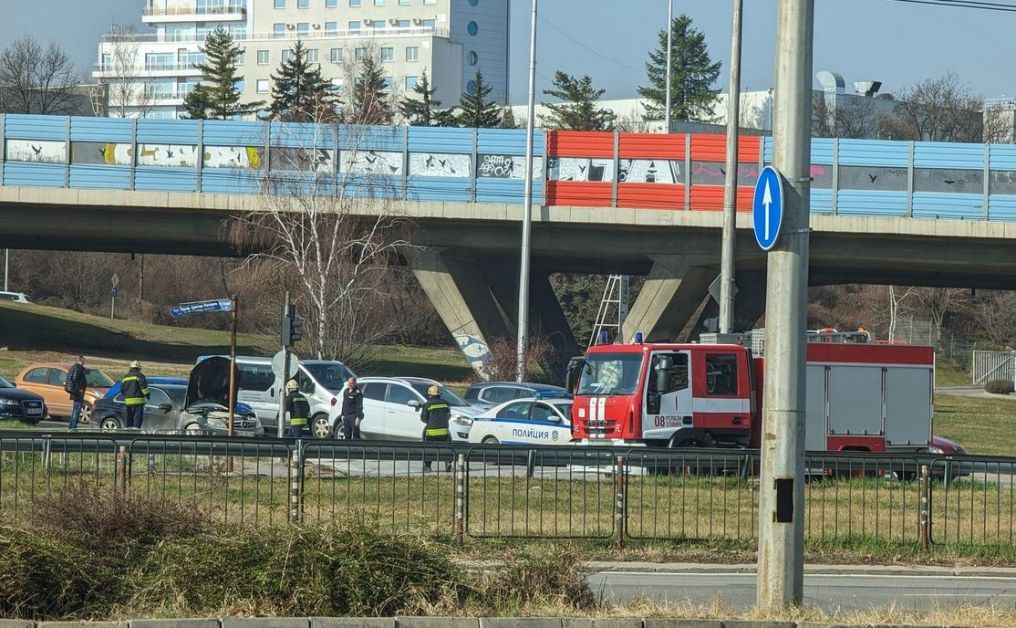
[972,349,1016,386]
[2,432,1014,550]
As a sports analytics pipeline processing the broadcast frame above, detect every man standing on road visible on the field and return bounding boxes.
[64,355,87,431]
[340,377,363,440]
[420,385,451,471]
[120,360,149,429]
[284,379,309,438]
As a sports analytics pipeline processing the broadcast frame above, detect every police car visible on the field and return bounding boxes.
[467,393,573,446]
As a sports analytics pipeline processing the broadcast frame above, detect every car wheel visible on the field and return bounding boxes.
[99,416,121,430]
[310,414,332,439]
[184,422,203,436]
[79,402,92,424]
[482,435,500,445]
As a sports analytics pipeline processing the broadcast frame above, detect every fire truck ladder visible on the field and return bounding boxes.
[588,274,629,347]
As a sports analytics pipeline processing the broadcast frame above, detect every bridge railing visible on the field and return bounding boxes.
[1,431,1012,550]
[4,113,1016,221]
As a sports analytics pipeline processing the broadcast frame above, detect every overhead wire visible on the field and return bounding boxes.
[884,0,1016,11]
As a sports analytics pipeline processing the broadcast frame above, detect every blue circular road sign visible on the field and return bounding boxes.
[752,166,784,251]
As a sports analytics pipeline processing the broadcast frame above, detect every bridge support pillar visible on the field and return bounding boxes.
[405,247,511,378]
[621,255,714,343]
[688,270,768,340]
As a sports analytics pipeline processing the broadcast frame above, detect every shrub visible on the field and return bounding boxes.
[985,379,1014,395]
[473,549,598,614]
[0,530,104,620]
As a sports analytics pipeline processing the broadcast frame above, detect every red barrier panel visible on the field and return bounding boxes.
[546,181,613,207]
[617,183,684,210]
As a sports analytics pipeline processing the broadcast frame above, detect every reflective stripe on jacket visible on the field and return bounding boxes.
[121,369,149,406]
[286,392,310,427]
[420,398,450,439]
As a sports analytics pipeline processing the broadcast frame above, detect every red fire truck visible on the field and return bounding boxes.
[567,330,936,452]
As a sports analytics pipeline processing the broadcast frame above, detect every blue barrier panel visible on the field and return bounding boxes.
[912,193,984,220]
[137,118,200,144]
[990,144,1016,170]
[201,168,262,195]
[988,196,1016,221]
[914,142,983,169]
[836,190,909,216]
[70,116,133,143]
[810,188,834,214]
[839,139,909,167]
[69,165,131,189]
[477,127,542,155]
[408,126,474,154]
[269,121,335,148]
[135,167,199,192]
[3,163,64,187]
[203,120,265,146]
[762,136,773,163]
[5,114,66,140]
[810,137,834,165]
[339,125,404,152]
[406,176,472,202]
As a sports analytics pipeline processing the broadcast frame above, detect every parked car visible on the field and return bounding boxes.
[92,358,263,437]
[326,376,482,441]
[104,376,188,398]
[197,355,356,434]
[468,394,573,446]
[14,362,114,423]
[463,381,570,411]
[0,375,47,425]
[0,291,30,304]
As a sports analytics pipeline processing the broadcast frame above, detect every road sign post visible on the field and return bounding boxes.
[110,274,120,320]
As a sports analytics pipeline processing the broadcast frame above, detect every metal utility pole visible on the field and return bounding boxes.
[228,294,238,436]
[277,291,291,439]
[3,249,8,292]
[757,0,814,609]
[719,0,743,334]
[516,0,538,383]
[664,0,674,133]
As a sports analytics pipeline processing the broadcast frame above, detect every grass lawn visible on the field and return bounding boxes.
[934,392,1016,456]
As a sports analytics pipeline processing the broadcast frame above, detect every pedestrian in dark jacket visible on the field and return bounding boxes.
[284,379,310,438]
[340,377,364,440]
[65,355,87,430]
[120,361,149,429]
[420,384,451,471]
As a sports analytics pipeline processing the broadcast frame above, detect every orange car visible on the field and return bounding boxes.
[14,362,114,423]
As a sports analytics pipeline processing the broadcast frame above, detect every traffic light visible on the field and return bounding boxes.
[288,304,304,344]
[280,305,292,346]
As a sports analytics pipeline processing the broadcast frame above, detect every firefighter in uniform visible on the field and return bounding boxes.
[120,360,150,429]
[284,379,310,438]
[419,385,451,471]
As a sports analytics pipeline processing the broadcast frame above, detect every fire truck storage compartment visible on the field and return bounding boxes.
[884,366,933,446]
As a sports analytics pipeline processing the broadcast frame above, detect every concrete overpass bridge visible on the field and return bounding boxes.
[2,114,1016,370]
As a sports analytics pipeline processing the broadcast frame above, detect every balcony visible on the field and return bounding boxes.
[142,3,246,23]
[100,25,446,45]
[93,62,203,78]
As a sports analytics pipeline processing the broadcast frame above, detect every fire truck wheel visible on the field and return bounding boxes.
[667,432,716,476]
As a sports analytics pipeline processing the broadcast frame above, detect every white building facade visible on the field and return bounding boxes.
[93,0,509,119]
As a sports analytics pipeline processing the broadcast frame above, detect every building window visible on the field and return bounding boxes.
[274,0,285,7]
[307,48,319,62]
[257,49,270,65]
[297,22,309,35]
[406,46,419,61]
[330,47,343,62]
[273,23,286,38]
[399,0,410,4]
[235,51,245,65]
[383,76,392,91]
[355,47,367,61]
[405,76,418,91]
[422,18,435,29]
[349,0,361,5]
[466,80,477,95]
[380,47,393,62]
[375,0,385,5]
[467,21,478,36]
[325,21,337,34]
[331,78,343,88]
[256,79,270,94]
[297,0,309,7]
[326,0,338,5]
[396,19,411,29]
[348,20,360,33]
[234,78,245,93]
[423,0,436,4]
[468,0,478,5]
[282,49,294,61]
[373,22,385,32]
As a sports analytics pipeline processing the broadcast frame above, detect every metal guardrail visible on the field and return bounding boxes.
[0,431,1010,550]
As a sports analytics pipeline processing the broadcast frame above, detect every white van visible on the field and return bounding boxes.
[0,291,31,304]
[196,356,356,435]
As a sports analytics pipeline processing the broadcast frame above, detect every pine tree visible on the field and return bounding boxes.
[398,70,444,126]
[348,54,393,125]
[268,40,340,122]
[637,14,721,124]
[453,70,502,129]
[183,26,262,120]
[540,71,616,131]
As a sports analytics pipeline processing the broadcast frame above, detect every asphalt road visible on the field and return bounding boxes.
[587,568,1016,612]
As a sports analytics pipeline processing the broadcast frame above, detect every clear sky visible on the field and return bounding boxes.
[1,0,1014,103]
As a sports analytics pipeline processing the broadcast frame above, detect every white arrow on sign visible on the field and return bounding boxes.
[762,179,773,242]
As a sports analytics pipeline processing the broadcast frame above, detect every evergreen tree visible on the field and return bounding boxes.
[348,54,393,125]
[398,70,443,126]
[540,71,616,131]
[637,14,721,124]
[499,106,519,129]
[453,70,502,129]
[268,40,340,122]
[183,26,262,119]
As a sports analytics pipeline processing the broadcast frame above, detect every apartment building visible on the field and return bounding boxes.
[92,0,509,119]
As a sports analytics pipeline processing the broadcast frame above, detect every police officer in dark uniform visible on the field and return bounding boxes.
[120,360,150,429]
[420,384,451,471]
[340,377,364,440]
[284,379,310,438]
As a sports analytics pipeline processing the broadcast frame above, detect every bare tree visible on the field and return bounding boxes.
[971,291,1016,349]
[878,74,988,143]
[105,24,152,118]
[812,94,883,139]
[228,117,410,365]
[0,36,79,114]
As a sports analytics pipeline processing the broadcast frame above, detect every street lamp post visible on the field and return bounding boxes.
[516,0,538,382]
[664,0,674,133]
